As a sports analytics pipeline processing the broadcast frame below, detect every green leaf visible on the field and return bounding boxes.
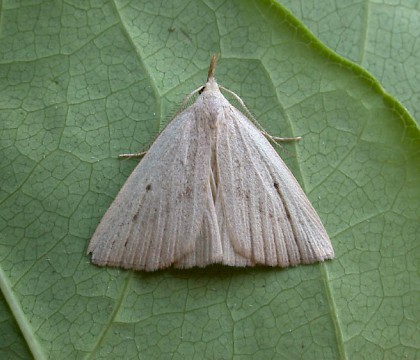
[281,0,420,125]
[0,0,419,359]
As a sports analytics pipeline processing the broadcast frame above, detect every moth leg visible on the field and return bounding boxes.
[260,131,302,142]
[118,151,147,159]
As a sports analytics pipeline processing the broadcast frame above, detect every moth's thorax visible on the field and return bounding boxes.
[197,78,229,128]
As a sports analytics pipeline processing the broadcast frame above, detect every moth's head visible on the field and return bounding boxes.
[201,77,220,94]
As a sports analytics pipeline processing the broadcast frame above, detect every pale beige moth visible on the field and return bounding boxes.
[87,55,334,271]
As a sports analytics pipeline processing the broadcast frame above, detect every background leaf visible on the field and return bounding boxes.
[0,0,419,359]
[281,0,420,125]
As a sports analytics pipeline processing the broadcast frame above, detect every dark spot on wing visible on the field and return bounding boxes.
[274,182,292,221]
[146,184,152,191]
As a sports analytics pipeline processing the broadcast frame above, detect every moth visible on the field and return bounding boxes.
[87,55,334,271]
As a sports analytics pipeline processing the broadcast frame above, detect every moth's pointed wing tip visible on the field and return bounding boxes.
[308,250,335,265]
[314,247,335,263]
[86,246,93,256]
[87,254,170,272]
[318,254,335,264]
[86,234,100,255]
[323,242,335,260]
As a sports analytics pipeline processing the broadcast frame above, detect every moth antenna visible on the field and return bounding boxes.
[207,53,220,81]
[219,85,301,151]
[119,85,203,160]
